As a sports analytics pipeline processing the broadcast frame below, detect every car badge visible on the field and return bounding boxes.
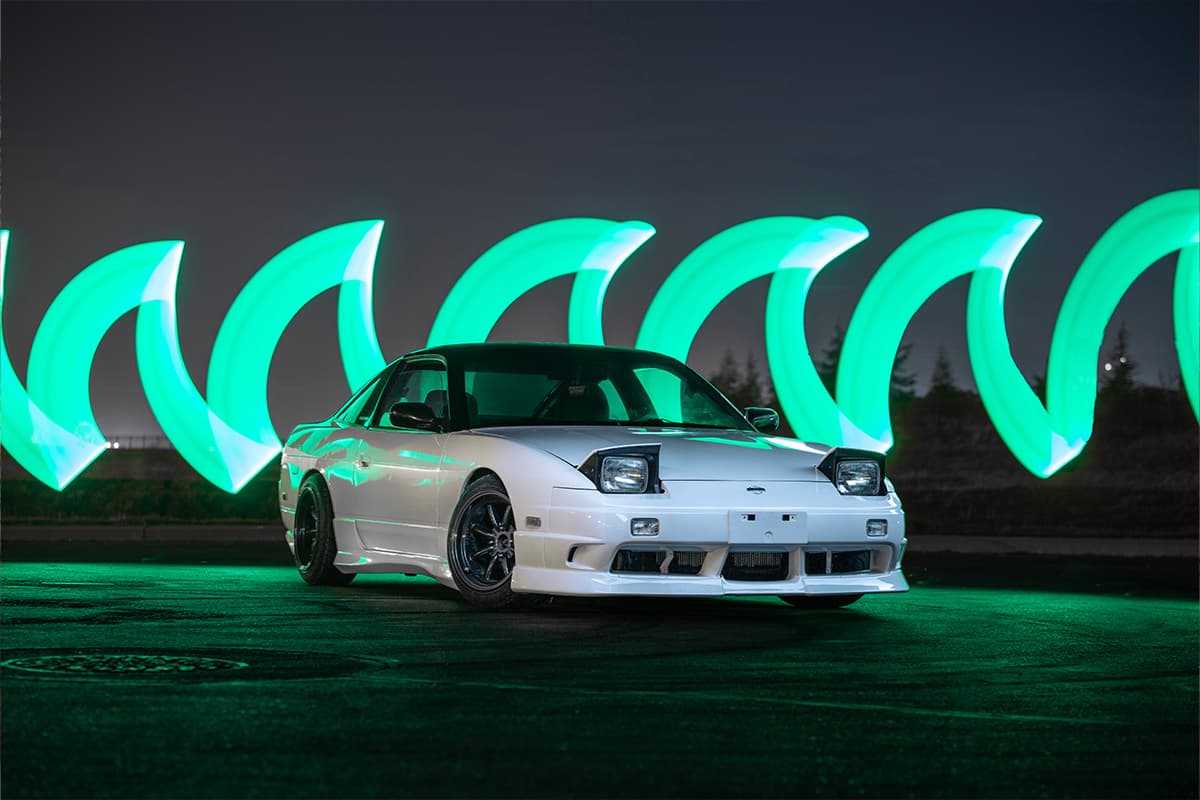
[746,486,766,494]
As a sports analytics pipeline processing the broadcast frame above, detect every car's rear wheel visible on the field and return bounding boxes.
[779,594,862,609]
[293,474,355,586]
[448,476,541,610]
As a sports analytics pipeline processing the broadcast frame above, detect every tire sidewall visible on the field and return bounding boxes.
[447,476,522,609]
[295,474,352,586]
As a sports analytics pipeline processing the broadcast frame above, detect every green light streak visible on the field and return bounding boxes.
[1176,243,1200,418]
[427,218,654,346]
[0,231,107,488]
[836,209,1044,457]
[1,222,384,492]
[636,216,869,435]
[0,192,1195,492]
[1045,191,1199,451]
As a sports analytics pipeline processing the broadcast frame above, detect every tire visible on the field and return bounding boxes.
[779,594,862,609]
[447,475,542,610]
[292,474,355,586]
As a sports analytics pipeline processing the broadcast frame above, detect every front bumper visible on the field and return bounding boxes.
[510,480,908,597]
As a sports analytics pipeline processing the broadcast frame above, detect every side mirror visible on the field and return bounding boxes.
[745,407,780,434]
[388,402,440,431]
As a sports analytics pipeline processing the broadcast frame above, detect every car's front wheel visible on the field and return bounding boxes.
[447,475,541,610]
[779,594,862,609]
[293,474,355,586]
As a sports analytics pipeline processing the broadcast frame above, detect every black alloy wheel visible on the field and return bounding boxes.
[448,475,542,609]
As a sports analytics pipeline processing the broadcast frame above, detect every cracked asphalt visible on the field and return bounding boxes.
[2,551,1196,799]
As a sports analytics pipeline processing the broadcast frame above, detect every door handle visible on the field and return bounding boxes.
[357,456,370,468]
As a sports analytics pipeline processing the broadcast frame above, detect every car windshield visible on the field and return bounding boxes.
[459,348,752,431]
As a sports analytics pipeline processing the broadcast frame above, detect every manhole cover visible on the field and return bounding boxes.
[2,654,248,675]
[1,648,383,682]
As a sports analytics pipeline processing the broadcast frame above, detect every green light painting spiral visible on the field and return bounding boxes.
[1,190,1196,493]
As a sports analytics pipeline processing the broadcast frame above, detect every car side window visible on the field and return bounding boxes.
[372,362,448,429]
[334,374,387,427]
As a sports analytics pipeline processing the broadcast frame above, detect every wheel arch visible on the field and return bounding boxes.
[297,468,334,514]
[294,469,343,554]
[460,467,504,495]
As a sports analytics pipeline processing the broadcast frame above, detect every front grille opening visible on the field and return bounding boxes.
[669,551,705,574]
[805,549,873,575]
[721,550,788,581]
[611,548,704,575]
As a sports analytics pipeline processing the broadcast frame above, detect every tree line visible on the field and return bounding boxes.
[708,321,1181,412]
[706,321,1195,447]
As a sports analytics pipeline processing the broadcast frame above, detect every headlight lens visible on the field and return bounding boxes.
[835,460,880,495]
[600,456,649,493]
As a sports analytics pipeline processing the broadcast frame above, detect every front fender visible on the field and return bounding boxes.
[438,432,597,563]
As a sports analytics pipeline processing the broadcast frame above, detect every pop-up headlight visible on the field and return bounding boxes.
[578,444,661,494]
[601,456,648,493]
[817,447,887,496]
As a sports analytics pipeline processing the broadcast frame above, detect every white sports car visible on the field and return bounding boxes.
[279,343,908,609]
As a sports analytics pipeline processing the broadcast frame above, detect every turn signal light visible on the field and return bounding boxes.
[631,518,660,536]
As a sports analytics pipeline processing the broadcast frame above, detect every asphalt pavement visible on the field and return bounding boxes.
[2,550,1196,799]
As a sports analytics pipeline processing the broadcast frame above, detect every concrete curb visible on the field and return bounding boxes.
[1,525,1195,558]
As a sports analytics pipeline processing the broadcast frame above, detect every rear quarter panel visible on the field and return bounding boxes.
[278,422,361,530]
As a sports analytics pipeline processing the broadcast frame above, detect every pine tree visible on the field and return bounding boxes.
[890,341,916,400]
[817,323,844,395]
[740,350,765,408]
[1100,322,1136,396]
[928,345,957,398]
[709,348,743,403]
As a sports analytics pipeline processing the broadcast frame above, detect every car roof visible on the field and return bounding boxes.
[402,341,676,361]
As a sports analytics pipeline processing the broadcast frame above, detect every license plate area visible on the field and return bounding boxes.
[728,511,807,544]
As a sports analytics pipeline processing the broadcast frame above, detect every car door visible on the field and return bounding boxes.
[350,358,450,557]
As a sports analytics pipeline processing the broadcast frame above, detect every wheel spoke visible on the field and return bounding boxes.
[453,488,520,592]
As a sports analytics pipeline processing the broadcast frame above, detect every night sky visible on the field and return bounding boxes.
[2,0,1196,440]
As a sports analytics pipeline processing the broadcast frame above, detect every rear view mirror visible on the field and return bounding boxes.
[745,407,780,433]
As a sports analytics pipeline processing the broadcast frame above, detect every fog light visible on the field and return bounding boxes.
[866,519,887,537]
[631,518,660,536]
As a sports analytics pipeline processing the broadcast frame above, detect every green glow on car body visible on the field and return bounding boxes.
[686,436,775,450]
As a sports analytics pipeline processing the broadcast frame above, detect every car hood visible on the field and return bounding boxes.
[477,426,831,481]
